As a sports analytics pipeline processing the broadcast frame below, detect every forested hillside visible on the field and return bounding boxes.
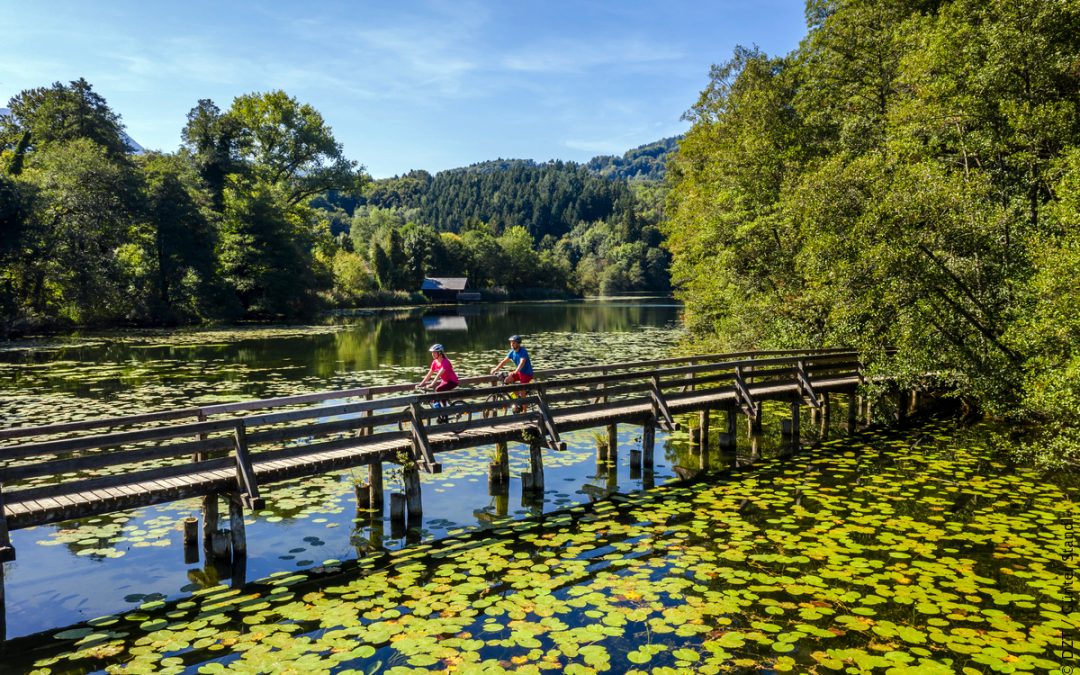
[664,0,1080,467]
[0,78,673,333]
[586,137,679,181]
[339,157,672,302]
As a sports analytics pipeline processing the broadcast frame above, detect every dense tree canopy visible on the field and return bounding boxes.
[664,0,1080,466]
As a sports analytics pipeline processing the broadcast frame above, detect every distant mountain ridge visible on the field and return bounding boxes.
[432,136,679,181]
[585,136,679,181]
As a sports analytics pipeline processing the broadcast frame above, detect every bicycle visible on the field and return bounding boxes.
[397,384,464,432]
[482,372,529,418]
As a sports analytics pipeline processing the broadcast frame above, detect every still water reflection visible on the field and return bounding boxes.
[0,300,693,639]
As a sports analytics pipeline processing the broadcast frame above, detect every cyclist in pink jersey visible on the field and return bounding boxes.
[418,344,459,422]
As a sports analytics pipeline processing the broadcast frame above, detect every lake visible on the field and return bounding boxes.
[0,300,1076,673]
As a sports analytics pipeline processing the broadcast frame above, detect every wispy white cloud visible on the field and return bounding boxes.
[502,38,683,75]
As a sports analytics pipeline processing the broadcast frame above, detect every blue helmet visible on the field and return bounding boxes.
[508,335,522,343]
[429,344,444,353]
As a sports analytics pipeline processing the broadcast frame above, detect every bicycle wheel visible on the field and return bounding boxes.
[449,400,471,423]
[483,392,509,419]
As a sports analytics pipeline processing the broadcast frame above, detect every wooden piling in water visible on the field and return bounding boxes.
[790,399,801,452]
[389,493,406,527]
[228,492,247,558]
[821,392,831,438]
[642,423,655,469]
[698,410,710,455]
[527,438,544,493]
[202,494,219,558]
[606,424,618,465]
[369,462,384,515]
[355,481,371,510]
[490,441,510,486]
[404,464,422,520]
[722,407,737,450]
[848,390,858,435]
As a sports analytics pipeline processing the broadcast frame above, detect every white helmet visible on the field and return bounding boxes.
[429,344,444,353]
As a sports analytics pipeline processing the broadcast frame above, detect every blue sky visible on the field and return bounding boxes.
[2,0,809,178]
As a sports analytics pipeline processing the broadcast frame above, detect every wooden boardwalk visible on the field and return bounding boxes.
[0,348,903,563]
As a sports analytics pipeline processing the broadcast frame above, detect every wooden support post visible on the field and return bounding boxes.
[909,388,919,415]
[630,448,642,471]
[363,391,373,436]
[194,410,208,462]
[864,395,873,426]
[489,441,510,487]
[403,463,422,520]
[790,399,801,453]
[389,494,406,538]
[642,422,656,470]
[848,391,858,435]
[525,438,544,493]
[228,492,247,559]
[722,407,737,450]
[698,410,710,455]
[897,390,907,425]
[408,403,441,473]
[821,392,831,438]
[355,481,371,510]
[597,432,609,464]
[202,494,219,557]
[0,483,14,562]
[607,423,618,465]
[369,461,384,514]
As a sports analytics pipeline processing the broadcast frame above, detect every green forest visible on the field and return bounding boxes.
[0,83,673,333]
[663,0,1080,467]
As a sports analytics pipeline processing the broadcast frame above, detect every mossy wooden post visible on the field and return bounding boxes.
[369,462,384,515]
[355,481,371,510]
[748,406,763,435]
[183,516,199,564]
[896,389,908,425]
[228,492,247,560]
[848,390,858,435]
[403,464,422,520]
[490,441,510,486]
[606,424,618,465]
[202,494,219,559]
[642,422,656,470]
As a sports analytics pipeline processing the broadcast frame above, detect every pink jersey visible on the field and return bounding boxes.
[428,356,458,385]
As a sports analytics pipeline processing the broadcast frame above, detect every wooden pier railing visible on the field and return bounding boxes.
[0,347,903,563]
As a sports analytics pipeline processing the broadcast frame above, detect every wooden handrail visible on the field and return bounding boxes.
[0,348,872,441]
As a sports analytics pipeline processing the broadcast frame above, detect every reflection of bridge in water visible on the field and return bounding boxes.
[0,348,922,638]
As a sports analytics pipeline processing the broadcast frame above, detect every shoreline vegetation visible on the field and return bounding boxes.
[663,0,1080,470]
[0,85,674,338]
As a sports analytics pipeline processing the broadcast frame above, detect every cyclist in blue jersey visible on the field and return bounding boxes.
[491,335,533,385]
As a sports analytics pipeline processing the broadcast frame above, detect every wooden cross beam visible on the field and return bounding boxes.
[533,387,567,452]
[733,366,759,418]
[232,424,264,510]
[408,402,442,474]
[796,360,823,409]
[649,374,677,432]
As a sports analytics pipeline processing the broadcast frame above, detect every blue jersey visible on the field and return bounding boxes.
[507,346,533,375]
